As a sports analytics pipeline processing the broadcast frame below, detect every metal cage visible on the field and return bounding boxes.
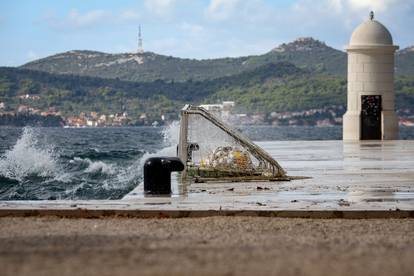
[178,105,288,182]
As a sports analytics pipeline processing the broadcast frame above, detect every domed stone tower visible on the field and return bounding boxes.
[343,11,399,140]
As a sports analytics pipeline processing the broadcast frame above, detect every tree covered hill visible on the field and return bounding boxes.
[396,46,414,75]
[21,37,344,83]
[245,37,347,75]
[2,61,414,121]
[19,37,414,83]
[21,50,248,83]
[1,62,306,113]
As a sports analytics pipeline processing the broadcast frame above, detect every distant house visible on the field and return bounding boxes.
[18,94,40,100]
[87,120,97,127]
[222,101,235,110]
[199,104,222,113]
[17,105,29,113]
[199,101,236,118]
[90,111,98,119]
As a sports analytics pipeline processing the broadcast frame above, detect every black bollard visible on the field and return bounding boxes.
[144,157,184,195]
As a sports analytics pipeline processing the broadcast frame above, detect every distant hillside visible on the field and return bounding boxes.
[18,38,346,82]
[1,62,307,116]
[2,61,414,120]
[21,50,249,82]
[396,46,414,76]
[0,62,344,117]
[246,37,347,75]
[21,37,414,83]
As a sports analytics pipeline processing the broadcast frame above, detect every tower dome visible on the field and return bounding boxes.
[349,12,393,46]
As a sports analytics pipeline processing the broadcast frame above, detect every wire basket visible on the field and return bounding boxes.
[178,105,288,182]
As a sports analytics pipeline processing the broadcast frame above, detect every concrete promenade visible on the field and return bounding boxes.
[0,140,413,218]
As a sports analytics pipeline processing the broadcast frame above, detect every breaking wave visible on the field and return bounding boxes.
[0,127,58,181]
[70,157,116,175]
[0,123,180,200]
[121,121,180,183]
[63,148,144,160]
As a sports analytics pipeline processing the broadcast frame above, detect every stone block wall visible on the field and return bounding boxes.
[343,48,398,140]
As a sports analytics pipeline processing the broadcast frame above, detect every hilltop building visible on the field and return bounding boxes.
[343,11,399,140]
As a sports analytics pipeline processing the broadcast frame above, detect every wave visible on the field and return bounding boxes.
[69,157,116,175]
[84,160,116,175]
[120,121,180,198]
[0,127,58,181]
[130,121,179,173]
[0,122,181,200]
[162,120,180,146]
[0,175,19,186]
[62,149,144,160]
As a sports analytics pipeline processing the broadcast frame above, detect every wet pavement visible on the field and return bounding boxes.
[1,140,414,218]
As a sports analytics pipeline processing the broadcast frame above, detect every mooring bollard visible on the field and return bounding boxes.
[144,157,184,195]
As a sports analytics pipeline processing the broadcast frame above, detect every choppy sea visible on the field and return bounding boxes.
[0,125,413,200]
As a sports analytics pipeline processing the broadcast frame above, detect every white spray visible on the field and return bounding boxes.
[0,127,58,181]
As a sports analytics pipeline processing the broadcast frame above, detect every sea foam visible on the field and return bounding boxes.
[121,121,181,198]
[0,127,58,181]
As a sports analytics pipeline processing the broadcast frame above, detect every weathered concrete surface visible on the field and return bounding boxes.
[1,217,413,276]
[0,140,413,218]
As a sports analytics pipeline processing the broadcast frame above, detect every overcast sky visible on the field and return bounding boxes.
[1,0,413,66]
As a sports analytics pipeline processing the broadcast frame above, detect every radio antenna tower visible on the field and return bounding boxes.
[138,25,144,53]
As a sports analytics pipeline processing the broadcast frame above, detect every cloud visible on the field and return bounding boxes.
[68,9,108,27]
[180,22,204,36]
[205,0,241,20]
[327,0,344,13]
[12,0,413,64]
[291,0,410,30]
[119,10,140,21]
[44,9,110,30]
[204,0,272,24]
[348,0,398,13]
[144,0,176,16]
[293,0,402,15]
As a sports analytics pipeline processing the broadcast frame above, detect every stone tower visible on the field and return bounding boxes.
[343,12,399,140]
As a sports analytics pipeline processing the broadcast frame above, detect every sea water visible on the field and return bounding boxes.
[0,125,413,200]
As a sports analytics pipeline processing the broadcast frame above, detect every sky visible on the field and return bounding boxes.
[1,0,414,66]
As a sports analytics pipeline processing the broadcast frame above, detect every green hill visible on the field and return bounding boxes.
[19,37,414,83]
[2,61,414,122]
[245,38,347,75]
[396,47,414,76]
[20,50,250,83]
